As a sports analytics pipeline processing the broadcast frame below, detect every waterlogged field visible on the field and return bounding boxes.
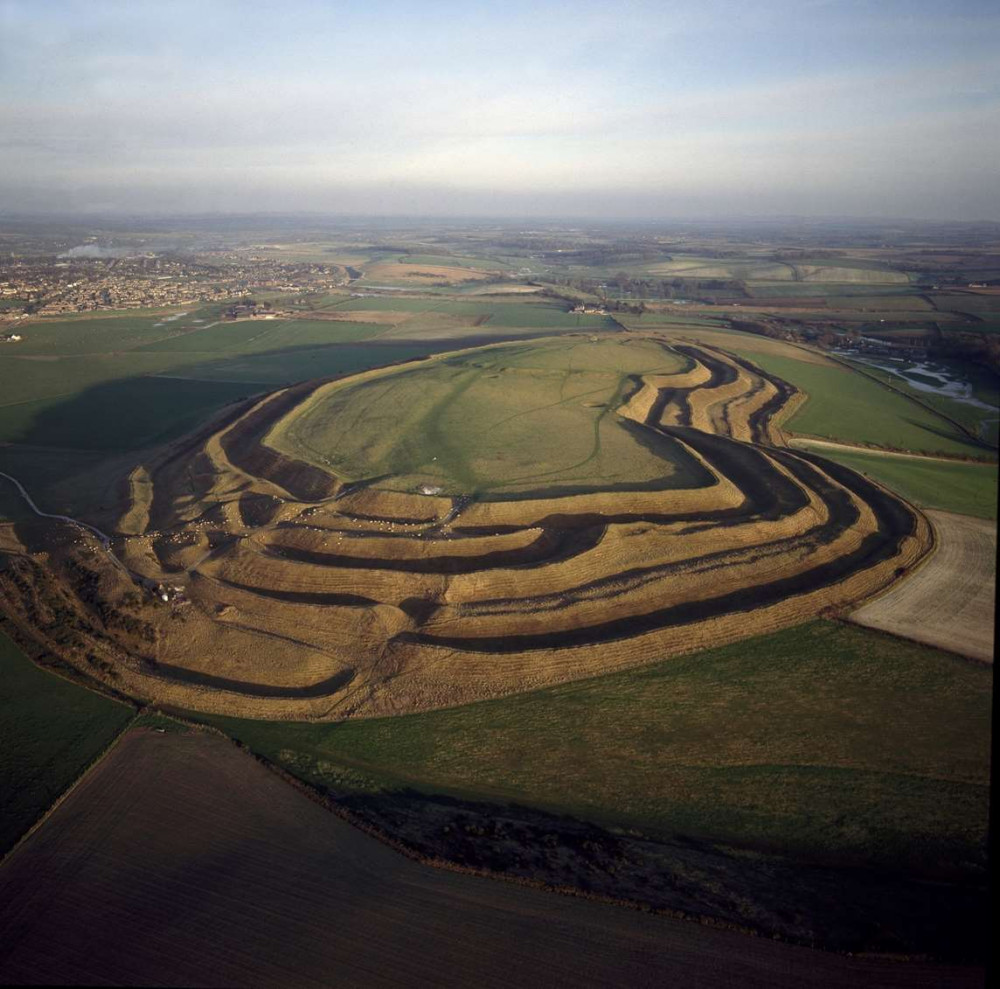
[269,336,693,495]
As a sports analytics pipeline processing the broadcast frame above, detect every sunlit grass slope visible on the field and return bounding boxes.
[269,336,694,495]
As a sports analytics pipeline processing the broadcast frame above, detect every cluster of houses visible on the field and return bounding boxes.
[569,304,609,315]
[0,332,22,343]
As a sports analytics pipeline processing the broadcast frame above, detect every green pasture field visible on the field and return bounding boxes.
[0,351,186,410]
[925,293,1000,315]
[15,305,237,355]
[0,445,137,520]
[633,312,740,328]
[334,297,619,330]
[16,314,176,354]
[748,353,989,457]
[952,320,1000,335]
[269,336,695,495]
[0,376,255,449]
[336,297,444,313]
[799,446,998,519]
[646,258,797,280]
[829,295,934,312]
[645,257,911,284]
[139,318,386,354]
[0,477,34,521]
[745,283,919,299]
[167,342,438,385]
[198,621,991,876]
[0,632,134,855]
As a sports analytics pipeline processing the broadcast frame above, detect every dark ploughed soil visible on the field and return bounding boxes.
[0,730,984,988]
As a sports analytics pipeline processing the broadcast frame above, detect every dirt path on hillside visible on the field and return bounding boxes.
[0,730,982,988]
[850,510,996,662]
[789,438,984,464]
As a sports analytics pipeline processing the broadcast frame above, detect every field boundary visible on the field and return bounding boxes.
[150,709,914,957]
[0,711,137,868]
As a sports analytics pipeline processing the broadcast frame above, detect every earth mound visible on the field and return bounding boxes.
[0,335,930,719]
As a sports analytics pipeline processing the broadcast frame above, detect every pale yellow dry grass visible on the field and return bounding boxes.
[362,262,491,284]
[0,334,934,722]
[116,467,152,536]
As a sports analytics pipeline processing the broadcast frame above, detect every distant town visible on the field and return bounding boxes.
[0,250,347,318]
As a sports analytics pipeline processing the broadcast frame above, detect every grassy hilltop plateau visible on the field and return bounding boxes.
[0,218,995,982]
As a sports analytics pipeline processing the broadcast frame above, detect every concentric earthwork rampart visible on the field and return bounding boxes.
[0,336,930,719]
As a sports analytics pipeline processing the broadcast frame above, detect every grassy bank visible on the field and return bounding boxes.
[197,621,991,876]
[749,354,988,458]
[800,445,998,519]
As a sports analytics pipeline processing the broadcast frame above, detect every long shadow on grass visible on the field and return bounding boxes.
[318,784,987,962]
[9,335,576,454]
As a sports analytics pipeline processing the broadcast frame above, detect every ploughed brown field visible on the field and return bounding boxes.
[0,729,983,989]
[0,334,930,720]
[850,510,996,662]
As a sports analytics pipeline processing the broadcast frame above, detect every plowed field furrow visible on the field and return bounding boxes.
[849,510,995,662]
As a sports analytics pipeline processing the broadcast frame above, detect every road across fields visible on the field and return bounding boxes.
[0,730,982,988]
[850,510,995,662]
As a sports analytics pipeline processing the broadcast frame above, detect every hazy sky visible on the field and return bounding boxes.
[1,0,997,219]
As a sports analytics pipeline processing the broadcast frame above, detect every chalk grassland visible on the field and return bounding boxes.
[0,631,133,854]
[2,731,979,988]
[0,336,931,723]
[792,444,998,519]
[268,337,691,495]
[851,511,996,662]
[201,620,990,878]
